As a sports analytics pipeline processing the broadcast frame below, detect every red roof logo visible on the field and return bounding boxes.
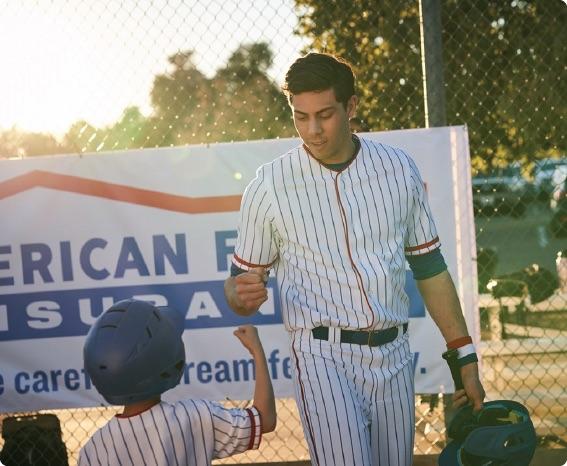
[0,170,242,214]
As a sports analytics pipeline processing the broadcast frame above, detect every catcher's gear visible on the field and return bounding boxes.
[84,299,186,405]
[439,399,536,466]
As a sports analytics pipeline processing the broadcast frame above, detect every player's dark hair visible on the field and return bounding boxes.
[282,52,356,108]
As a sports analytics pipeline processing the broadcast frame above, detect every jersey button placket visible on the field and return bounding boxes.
[334,170,376,330]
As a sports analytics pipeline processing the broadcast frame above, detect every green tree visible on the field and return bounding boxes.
[63,120,105,154]
[0,128,22,158]
[63,107,149,153]
[293,0,567,169]
[0,128,67,158]
[441,0,566,171]
[210,42,293,141]
[104,106,149,151]
[147,50,213,147]
[148,42,293,146]
[58,41,293,154]
[294,0,424,132]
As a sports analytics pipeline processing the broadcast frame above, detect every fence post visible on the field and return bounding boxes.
[419,0,459,438]
[419,0,447,128]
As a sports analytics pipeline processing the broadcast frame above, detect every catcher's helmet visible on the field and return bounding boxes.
[439,400,536,466]
[84,299,186,405]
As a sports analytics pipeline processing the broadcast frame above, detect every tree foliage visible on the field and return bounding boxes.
[146,42,294,147]
[0,128,67,158]
[63,107,149,153]
[294,0,424,132]
[441,0,566,171]
[2,3,564,164]
[0,41,293,158]
[293,0,566,170]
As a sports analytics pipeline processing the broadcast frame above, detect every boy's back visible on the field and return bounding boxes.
[79,399,261,466]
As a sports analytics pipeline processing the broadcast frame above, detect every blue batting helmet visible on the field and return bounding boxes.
[84,299,186,405]
[439,400,536,466]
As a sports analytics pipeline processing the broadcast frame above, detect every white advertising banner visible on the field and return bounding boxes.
[0,126,477,412]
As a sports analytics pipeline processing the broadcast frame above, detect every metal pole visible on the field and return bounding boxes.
[419,0,447,127]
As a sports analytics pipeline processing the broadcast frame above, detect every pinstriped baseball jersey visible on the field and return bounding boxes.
[78,400,261,466]
[232,136,440,331]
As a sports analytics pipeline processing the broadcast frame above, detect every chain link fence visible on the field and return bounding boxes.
[447,0,567,455]
[1,0,566,464]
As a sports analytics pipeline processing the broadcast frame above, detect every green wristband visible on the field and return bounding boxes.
[458,353,478,368]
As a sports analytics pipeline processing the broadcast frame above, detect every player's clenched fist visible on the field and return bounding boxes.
[224,268,268,316]
[235,268,268,310]
[233,325,263,356]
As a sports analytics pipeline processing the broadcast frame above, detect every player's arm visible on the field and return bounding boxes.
[224,267,269,316]
[416,269,485,411]
[227,165,277,317]
[404,156,484,410]
[233,325,277,433]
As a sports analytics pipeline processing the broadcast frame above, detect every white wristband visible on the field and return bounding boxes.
[457,343,476,360]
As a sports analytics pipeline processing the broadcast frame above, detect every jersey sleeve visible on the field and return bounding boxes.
[206,401,262,458]
[232,165,279,271]
[404,155,441,256]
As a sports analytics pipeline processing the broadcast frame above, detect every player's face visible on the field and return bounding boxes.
[291,89,357,164]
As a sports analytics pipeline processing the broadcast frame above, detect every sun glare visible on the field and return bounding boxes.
[0,0,304,139]
[0,8,96,136]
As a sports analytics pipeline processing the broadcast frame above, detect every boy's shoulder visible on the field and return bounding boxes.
[168,398,254,422]
[162,398,232,422]
[167,398,214,415]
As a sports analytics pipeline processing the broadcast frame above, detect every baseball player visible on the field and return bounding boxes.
[224,52,485,466]
[79,299,276,466]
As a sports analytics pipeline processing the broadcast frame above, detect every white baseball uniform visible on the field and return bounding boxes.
[232,136,439,466]
[78,399,262,466]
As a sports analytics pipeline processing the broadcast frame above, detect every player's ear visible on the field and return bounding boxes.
[346,95,358,119]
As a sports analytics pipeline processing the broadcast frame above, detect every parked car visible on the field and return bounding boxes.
[472,164,533,217]
[549,198,567,237]
[533,157,566,201]
[550,164,567,210]
[549,168,567,237]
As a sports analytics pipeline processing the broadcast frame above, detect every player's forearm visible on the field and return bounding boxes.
[416,270,470,342]
[252,347,277,433]
[420,271,485,405]
[224,276,257,316]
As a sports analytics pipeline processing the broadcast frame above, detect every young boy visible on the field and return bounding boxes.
[79,299,276,466]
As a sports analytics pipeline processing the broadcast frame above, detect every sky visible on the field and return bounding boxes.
[0,0,307,137]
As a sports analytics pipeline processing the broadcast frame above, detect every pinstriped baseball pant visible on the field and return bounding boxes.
[290,328,415,466]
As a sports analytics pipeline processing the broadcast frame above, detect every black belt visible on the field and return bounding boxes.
[312,323,408,347]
